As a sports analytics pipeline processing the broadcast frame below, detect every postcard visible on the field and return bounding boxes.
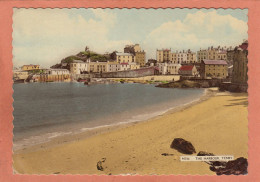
[0,0,259,182]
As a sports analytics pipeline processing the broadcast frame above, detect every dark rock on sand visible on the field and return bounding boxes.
[197,151,214,156]
[210,157,248,175]
[170,138,196,154]
[197,151,248,175]
[97,158,106,171]
[161,153,174,156]
[97,161,104,171]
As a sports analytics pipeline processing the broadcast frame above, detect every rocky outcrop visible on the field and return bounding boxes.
[197,151,248,175]
[156,80,202,88]
[170,138,196,154]
[210,157,248,175]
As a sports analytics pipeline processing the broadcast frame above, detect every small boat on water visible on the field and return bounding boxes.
[13,79,25,84]
[78,78,87,82]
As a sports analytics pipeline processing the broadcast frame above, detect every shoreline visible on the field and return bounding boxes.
[13,88,211,154]
[13,88,248,175]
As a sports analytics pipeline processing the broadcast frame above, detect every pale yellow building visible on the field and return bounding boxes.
[21,64,40,71]
[197,49,208,63]
[124,44,146,66]
[89,62,108,73]
[129,62,140,70]
[156,49,171,63]
[197,47,227,63]
[135,52,146,67]
[169,52,177,63]
[217,51,227,60]
[187,51,197,63]
[133,44,141,52]
[116,53,135,64]
[107,61,120,72]
[201,60,228,78]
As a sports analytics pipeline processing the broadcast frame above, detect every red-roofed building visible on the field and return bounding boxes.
[201,60,228,79]
[179,65,198,76]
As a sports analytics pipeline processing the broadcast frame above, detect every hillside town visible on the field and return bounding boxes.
[13,40,248,92]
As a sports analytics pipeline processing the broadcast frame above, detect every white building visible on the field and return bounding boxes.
[13,70,29,80]
[158,63,181,75]
[176,51,188,64]
[129,62,140,70]
[120,63,131,71]
[47,69,70,75]
[70,60,89,74]
[107,61,120,72]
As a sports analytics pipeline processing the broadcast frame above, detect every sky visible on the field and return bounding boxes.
[12,8,248,68]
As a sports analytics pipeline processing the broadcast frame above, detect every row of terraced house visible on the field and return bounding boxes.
[155,41,248,80]
[14,41,248,87]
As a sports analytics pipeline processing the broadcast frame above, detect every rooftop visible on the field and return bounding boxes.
[22,64,40,67]
[49,69,69,71]
[72,60,84,63]
[203,60,227,65]
[179,65,194,71]
[239,42,248,51]
[116,53,134,56]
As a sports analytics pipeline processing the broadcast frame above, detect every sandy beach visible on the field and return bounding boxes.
[13,89,248,175]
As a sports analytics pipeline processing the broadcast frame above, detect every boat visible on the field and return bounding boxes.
[13,79,25,84]
[78,78,87,82]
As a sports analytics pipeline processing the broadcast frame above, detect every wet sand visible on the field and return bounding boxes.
[13,89,248,175]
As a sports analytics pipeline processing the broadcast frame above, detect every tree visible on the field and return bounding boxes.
[85,46,89,52]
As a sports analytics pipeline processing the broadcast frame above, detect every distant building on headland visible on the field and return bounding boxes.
[70,60,89,74]
[21,64,40,71]
[201,60,228,79]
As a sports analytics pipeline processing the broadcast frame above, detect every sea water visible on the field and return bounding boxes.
[13,82,205,150]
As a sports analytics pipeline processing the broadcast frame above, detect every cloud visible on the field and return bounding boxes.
[13,9,247,67]
[143,10,247,59]
[13,8,132,68]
